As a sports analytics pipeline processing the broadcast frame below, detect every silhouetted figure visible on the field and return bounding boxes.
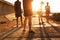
[23,0,34,33]
[38,1,44,25]
[45,2,50,22]
[38,10,42,25]
[14,0,23,27]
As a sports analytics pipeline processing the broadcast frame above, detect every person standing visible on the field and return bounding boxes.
[23,0,34,33]
[45,2,50,22]
[38,10,42,25]
[14,0,23,27]
[38,1,44,25]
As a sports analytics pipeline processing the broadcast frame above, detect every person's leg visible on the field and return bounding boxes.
[39,16,41,25]
[23,17,27,31]
[46,14,49,22]
[41,16,43,23]
[20,16,23,27]
[16,17,18,27]
[47,14,50,22]
[28,16,32,31]
[28,16,35,33]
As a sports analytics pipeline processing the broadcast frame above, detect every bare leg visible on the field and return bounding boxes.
[46,14,49,22]
[28,16,35,33]
[41,17,43,24]
[16,17,18,27]
[20,16,23,27]
[23,17,27,31]
[47,15,50,22]
[28,16,32,31]
[39,16,41,25]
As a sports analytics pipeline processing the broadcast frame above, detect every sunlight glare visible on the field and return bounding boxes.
[5,0,60,12]
[32,0,41,11]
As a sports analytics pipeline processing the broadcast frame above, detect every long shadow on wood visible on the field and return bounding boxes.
[26,32,35,40]
[0,26,22,40]
[17,31,26,40]
[47,21,60,38]
[47,21,60,33]
[39,27,45,40]
[43,25,51,40]
[39,19,51,40]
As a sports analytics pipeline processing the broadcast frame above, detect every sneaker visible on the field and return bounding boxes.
[29,30,35,33]
[39,23,41,25]
[42,22,44,24]
[23,29,25,32]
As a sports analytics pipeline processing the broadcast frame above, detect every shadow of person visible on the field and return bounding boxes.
[52,26,60,33]
[26,31,35,40]
[17,31,25,40]
[47,21,60,33]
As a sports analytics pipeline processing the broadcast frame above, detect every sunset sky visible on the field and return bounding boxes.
[5,0,60,12]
